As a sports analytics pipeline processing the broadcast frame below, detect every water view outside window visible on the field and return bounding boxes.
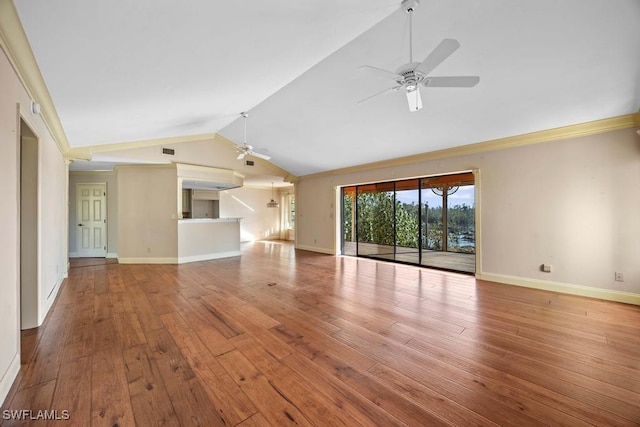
[446,185,475,253]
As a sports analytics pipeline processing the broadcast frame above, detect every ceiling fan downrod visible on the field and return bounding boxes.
[241,111,249,145]
[403,0,420,63]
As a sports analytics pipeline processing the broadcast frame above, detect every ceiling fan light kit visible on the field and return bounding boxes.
[359,0,480,112]
[407,86,422,112]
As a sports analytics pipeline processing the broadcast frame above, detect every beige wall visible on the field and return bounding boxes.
[0,46,67,403]
[178,220,241,262]
[220,187,281,242]
[117,165,178,262]
[296,128,640,299]
[116,166,285,260]
[86,137,284,181]
[69,171,118,256]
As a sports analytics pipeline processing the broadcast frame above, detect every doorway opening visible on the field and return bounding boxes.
[20,119,38,330]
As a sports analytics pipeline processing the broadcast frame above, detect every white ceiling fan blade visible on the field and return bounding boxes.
[406,87,423,112]
[250,151,271,161]
[422,76,480,88]
[415,38,460,76]
[357,85,402,104]
[358,65,402,80]
[236,152,246,160]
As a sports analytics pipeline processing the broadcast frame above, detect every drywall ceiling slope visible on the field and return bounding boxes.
[12,1,640,178]
[14,0,399,146]
[220,0,640,176]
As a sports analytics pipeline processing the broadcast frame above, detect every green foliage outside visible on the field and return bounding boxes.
[343,190,475,254]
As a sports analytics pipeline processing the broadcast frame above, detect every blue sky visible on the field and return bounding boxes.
[395,185,474,207]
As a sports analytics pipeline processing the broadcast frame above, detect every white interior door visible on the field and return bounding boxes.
[76,183,107,257]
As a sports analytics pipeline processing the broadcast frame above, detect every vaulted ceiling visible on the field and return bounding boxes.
[11,0,640,179]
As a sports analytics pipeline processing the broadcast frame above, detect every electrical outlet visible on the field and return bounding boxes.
[541,264,552,273]
[147,247,151,254]
[615,272,624,282]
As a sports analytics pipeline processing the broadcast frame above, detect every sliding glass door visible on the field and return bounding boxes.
[341,172,475,273]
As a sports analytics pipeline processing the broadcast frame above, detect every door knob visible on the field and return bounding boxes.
[78,224,83,226]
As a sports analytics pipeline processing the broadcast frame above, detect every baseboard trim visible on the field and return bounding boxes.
[40,275,65,325]
[178,251,241,264]
[70,252,117,259]
[477,273,640,306]
[0,352,20,407]
[295,245,336,255]
[117,257,178,264]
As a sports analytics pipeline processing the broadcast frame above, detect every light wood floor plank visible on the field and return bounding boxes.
[2,241,639,425]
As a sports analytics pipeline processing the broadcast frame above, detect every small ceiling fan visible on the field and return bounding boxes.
[236,112,271,161]
[359,0,479,112]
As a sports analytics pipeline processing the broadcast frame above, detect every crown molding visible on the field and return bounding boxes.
[302,112,640,180]
[0,0,69,153]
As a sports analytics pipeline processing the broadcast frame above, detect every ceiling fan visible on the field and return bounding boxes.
[236,112,271,161]
[359,0,479,112]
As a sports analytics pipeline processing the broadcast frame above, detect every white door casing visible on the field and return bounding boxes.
[76,183,107,257]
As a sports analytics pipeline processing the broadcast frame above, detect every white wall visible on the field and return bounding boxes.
[220,187,281,242]
[117,165,178,262]
[0,46,67,403]
[69,171,118,257]
[296,128,640,299]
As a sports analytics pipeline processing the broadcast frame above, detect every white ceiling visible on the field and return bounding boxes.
[13,0,640,178]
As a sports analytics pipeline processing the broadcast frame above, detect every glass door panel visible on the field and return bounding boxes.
[357,183,394,260]
[421,183,443,251]
[446,184,475,254]
[420,175,475,273]
[395,179,420,264]
[341,187,356,255]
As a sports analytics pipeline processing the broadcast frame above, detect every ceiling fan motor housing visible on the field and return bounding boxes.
[395,62,425,90]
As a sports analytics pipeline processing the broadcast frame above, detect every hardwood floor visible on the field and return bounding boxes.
[2,240,640,426]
